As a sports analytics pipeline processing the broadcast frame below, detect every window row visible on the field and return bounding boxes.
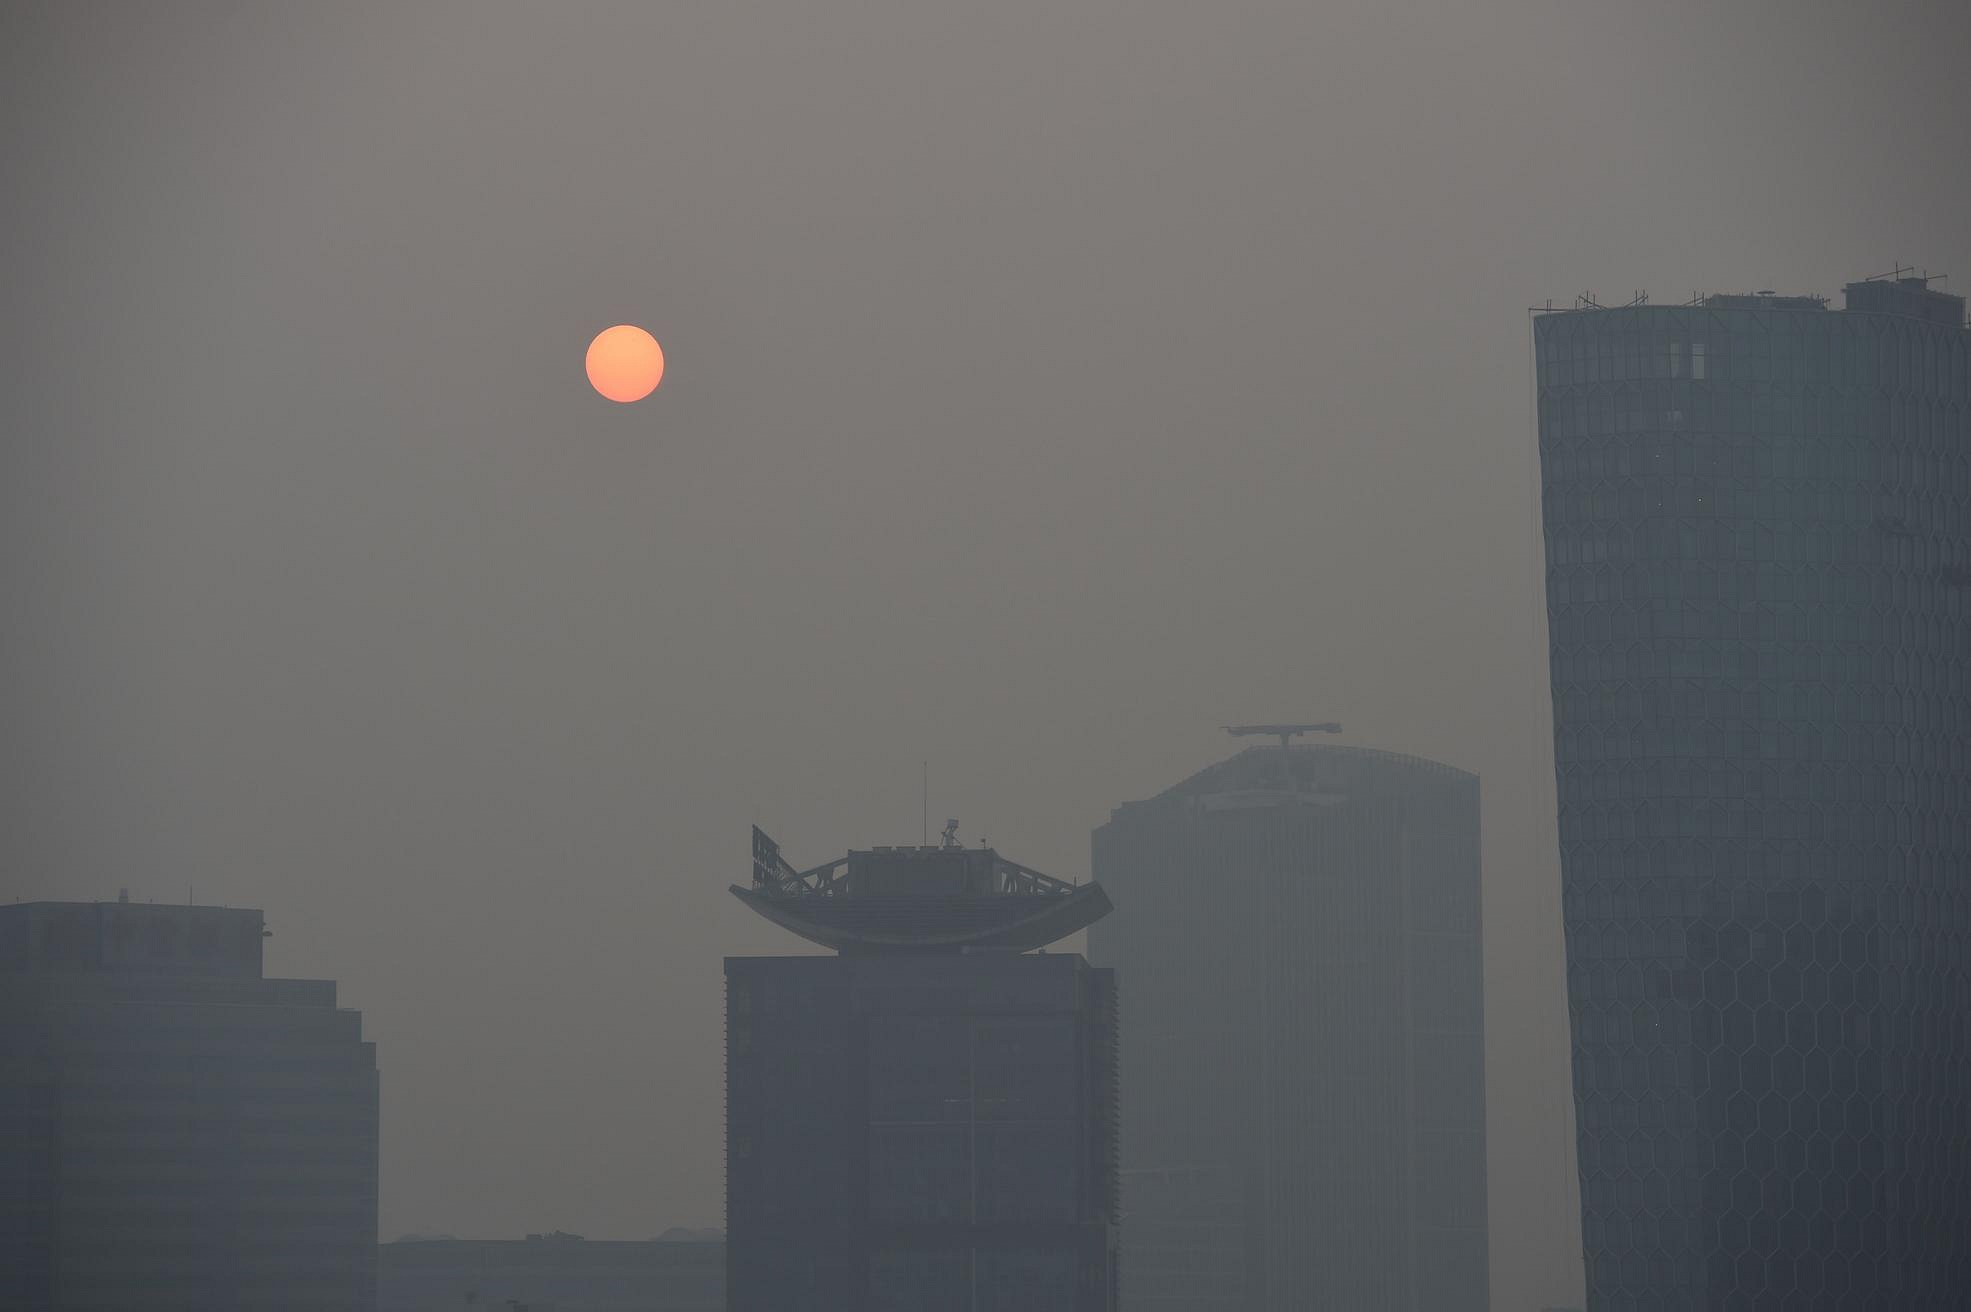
[1549,641,1971,688]
[1549,566,1971,613]
[1558,803,1966,845]
[1552,680,1970,726]
[1555,763,1966,807]
[1547,492,1971,544]
[1536,318,1971,397]
[1542,422,1971,483]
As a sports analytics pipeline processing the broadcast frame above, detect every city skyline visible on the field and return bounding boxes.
[6,4,1970,1309]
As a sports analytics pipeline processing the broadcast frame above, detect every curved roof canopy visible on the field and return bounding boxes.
[733,827,1111,954]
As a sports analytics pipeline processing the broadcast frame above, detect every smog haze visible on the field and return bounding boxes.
[5,4,1968,1308]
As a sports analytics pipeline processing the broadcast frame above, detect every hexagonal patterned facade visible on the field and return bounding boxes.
[1535,283,1971,1310]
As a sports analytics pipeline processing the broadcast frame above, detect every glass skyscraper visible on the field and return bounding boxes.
[1535,276,1971,1309]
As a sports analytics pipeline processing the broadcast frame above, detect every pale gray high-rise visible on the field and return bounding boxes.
[1089,743,1487,1311]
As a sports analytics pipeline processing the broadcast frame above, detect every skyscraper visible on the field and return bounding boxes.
[725,827,1119,1311]
[1535,274,1971,1308]
[1089,740,1488,1311]
[0,900,379,1311]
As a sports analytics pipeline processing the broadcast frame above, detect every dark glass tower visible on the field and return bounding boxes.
[1535,276,1971,1309]
[725,828,1119,1311]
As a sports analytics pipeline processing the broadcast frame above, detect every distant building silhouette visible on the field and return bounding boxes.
[379,1234,723,1310]
[725,827,1119,1310]
[1089,743,1488,1311]
[0,900,378,1310]
[1535,275,1971,1307]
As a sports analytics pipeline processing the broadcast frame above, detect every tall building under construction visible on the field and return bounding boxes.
[1089,738,1488,1311]
[725,827,1120,1311]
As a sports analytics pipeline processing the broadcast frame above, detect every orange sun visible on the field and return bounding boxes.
[585,324,665,403]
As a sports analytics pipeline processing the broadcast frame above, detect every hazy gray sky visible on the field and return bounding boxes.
[5,2,1967,1306]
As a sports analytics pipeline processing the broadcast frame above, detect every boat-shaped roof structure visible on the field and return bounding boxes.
[732,826,1111,954]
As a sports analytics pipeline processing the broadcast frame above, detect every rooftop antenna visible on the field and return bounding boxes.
[1223,722,1343,790]
[1223,722,1342,752]
[940,818,961,850]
